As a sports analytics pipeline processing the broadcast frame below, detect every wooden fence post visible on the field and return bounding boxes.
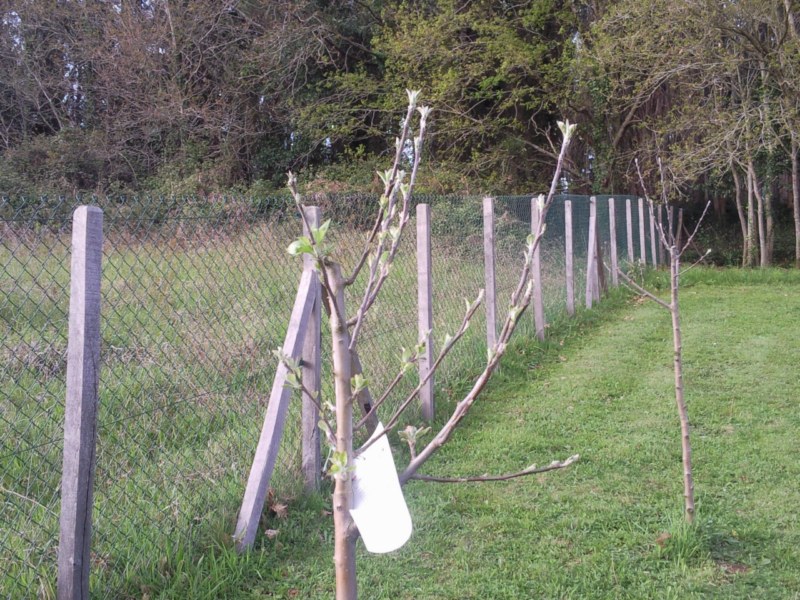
[564,199,575,316]
[483,197,497,351]
[648,200,658,267]
[626,198,634,263]
[301,206,322,492]
[417,204,434,422]
[668,206,675,243]
[594,216,604,300]
[58,206,103,600]
[608,198,619,286]
[236,270,316,550]
[531,196,546,340]
[585,197,598,308]
[638,198,647,264]
[656,205,665,265]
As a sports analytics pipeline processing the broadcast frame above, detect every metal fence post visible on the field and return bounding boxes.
[58,206,103,600]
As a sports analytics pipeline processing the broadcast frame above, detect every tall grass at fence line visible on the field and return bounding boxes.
[1,200,587,598]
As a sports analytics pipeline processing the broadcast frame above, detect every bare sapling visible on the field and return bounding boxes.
[282,90,580,599]
[615,158,711,524]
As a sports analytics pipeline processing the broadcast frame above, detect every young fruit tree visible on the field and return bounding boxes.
[615,159,711,524]
[254,91,578,599]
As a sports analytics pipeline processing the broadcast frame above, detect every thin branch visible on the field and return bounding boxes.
[355,291,483,454]
[681,223,711,265]
[343,99,419,287]
[636,158,671,251]
[680,250,713,276]
[398,123,576,483]
[286,175,346,327]
[348,110,429,350]
[297,379,336,447]
[680,201,712,255]
[0,486,56,516]
[276,354,336,447]
[353,356,416,430]
[408,454,580,483]
[648,198,672,254]
[614,265,672,310]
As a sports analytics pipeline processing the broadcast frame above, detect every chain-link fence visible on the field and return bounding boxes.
[1,193,645,598]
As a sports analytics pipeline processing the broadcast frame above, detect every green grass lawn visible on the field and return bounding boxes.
[133,268,800,599]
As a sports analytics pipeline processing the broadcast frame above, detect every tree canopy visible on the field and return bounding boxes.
[1,0,799,254]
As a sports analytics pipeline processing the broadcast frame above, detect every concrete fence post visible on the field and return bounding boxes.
[58,206,104,600]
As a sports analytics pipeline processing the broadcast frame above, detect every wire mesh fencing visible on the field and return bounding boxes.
[1,192,647,598]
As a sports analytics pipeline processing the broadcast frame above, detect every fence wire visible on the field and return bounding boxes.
[1,193,643,598]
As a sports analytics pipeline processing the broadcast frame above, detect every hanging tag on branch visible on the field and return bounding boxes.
[350,422,413,554]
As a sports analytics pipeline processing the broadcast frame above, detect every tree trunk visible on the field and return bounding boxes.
[670,249,695,523]
[747,159,768,267]
[749,160,767,267]
[746,161,758,267]
[764,179,774,266]
[785,0,799,39]
[751,158,774,266]
[792,136,800,269]
[325,263,358,600]
[731,166,749,266]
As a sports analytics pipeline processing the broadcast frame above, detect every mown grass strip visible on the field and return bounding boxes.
[132,269,800,599]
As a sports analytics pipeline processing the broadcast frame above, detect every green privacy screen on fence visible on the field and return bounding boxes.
[1,193,652,598]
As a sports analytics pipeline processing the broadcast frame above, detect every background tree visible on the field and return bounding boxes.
[2,0,800,269]
[616,160,711,524]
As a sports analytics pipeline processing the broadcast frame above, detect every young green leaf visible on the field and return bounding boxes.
[312,219,331,244]
[287,236,314,257]
[284,372,300,389]
[351,373,368,395]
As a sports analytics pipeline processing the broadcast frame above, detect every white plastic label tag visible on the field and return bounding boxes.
[349,422,413,553]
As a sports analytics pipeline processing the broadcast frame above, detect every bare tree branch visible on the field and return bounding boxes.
[408,454,580,483]
[681,201,712,255]
[613,265,672,311]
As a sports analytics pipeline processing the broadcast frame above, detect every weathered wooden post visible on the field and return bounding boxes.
[417,203,434,421]
[564,199,575,316]
[58,206,103,600]
[594,204,605,300]
[626,198,634,263]
[609,198,619,286]
[301,206,322,492]
[638,198,647,264]
[236,269,317,550]
[531,196,545,340]
[669,206,675,242]
[656,205,665,265]
[648,200,658,267]
[585,197,598,308]
[483,197,497,351]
